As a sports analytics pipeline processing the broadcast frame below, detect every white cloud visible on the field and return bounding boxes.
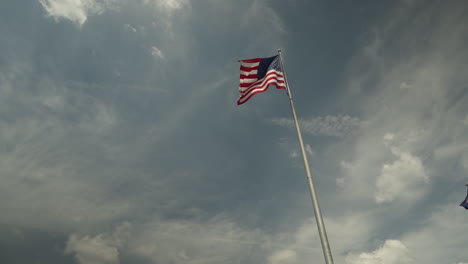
[268,249,297,264]
[399,82,411,89]
[289,150,299,158]
[144,0,190,12]
[434,143,468,160]
[337,0,468,205]
[264,211,378,264]
[143,0,191,35]
[346,240,414,264]
[336,176,345,186]
[278,139,314,162]
[272,115,362,137]
[383,133,394,144]
[328,2,468,262]
[123,24,137,33]
[127,214,373,264]
[242,0,285,34]
[38,0,115,26]
[305,144,315,156]
[129,218,270,264]
[150,46,164,59]
[375,139,428,203]
[66,234,120,264]
[400,206,468,263]
[0,69,127,230]
[240,0,286,38]
[321,2,468,262]
[65,222,130,264]
[340,205,468,264]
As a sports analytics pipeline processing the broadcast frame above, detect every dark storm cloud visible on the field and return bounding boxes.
[1,0,468,263]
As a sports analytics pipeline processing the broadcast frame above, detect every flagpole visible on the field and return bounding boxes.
[277,49,334,264]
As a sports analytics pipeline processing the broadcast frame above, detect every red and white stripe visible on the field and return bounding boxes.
[238,59,286,105]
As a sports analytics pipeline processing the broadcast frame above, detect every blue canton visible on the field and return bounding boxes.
[257,55,282,79]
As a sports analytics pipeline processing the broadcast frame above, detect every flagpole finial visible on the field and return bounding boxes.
[278,48,281,53]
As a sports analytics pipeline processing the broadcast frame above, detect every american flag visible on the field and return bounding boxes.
[237,55,286,105]
[461,184,468,210]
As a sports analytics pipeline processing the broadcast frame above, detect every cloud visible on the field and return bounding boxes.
[264,211,377,264]
[123,24,137,33]
[143,0,191,35]
[434,143,468,160]
[279,136,315,160]
[4,1,468,264]
[272,115,362,137]
[346,240,414,264]
[305,144,314,156]
[241,0,286,40]
[336,0,468,204]
[38,0,115,26]
[129,218,271,264]
[375,135,428,203]
[319,2,468,262]
[150,46,164,59]
[400,206,468,263]
[326,2,468,262]
[268,249,297,264]
[66,234,120,264]
[341,205,468,264]
[143,0,189,12]
[0,66,128,230]
[130,214,374,264]
[399,82,411,89]
[65,222,130,264]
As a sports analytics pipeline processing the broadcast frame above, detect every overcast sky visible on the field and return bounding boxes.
[1,0,467,263]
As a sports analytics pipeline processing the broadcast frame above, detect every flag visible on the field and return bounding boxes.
[237,55,286,105]
[461,185,468,210]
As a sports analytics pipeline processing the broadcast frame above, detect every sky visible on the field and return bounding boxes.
[0,0,467,263]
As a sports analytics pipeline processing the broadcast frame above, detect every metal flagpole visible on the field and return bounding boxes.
[277,49,334,264]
